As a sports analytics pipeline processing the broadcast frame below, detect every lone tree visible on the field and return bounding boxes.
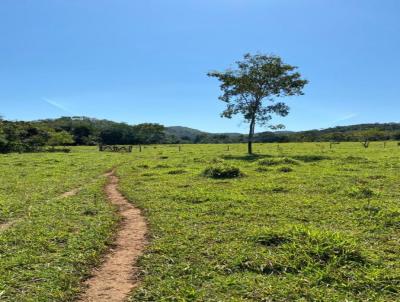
[208,53,308,154]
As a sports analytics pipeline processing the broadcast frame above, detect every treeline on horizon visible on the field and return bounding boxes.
[1,116,400,153]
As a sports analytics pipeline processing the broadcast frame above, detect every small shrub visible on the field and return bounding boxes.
[203,164,243,179]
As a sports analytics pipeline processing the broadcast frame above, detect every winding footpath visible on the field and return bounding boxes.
[79,170,148,302]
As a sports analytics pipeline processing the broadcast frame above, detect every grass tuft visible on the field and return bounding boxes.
[203,164,243,179]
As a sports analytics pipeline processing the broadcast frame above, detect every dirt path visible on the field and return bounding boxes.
[78,170,148,302]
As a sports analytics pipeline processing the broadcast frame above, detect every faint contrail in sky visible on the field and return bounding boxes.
[42,98,74,115]
[333,113,358,124]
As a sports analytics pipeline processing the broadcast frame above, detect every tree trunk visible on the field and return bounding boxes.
[248,118,256,154]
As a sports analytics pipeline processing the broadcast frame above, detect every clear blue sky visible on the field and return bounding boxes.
[0,0,399,133]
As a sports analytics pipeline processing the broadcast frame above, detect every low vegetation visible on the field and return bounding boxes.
[0,150,128,301]
[118,142,400,301]
[203,163,243,179]
[1,142,399,301]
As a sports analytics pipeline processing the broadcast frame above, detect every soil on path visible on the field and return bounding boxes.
[78,170,148,302]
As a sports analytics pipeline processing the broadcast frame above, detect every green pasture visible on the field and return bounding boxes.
[0,142,399,301]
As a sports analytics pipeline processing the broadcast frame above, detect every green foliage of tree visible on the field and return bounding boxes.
[48,131,74,147]
[208,53,308,153]
[0,121,50,153]
[132,123,165,144]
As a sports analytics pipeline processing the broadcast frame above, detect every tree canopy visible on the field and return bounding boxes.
[208,53,308,153]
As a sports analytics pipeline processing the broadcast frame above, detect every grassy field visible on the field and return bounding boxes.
[0,149,130,301]
[1,143,399,301]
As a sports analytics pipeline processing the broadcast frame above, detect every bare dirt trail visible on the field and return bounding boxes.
[78,170,148,302]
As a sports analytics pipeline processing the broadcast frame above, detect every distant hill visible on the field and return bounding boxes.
[256,122,400,142]
[166,123,400,141]
[166,126,242,140]
[2,116,399,148]
[165,126,206,140]
[165,123,400,143]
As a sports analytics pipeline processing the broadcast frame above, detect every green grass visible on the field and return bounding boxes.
[0,148,129,301]
[117,142,400,301]
[1,142,400,301]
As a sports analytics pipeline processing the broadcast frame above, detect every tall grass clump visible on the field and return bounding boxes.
[203,163,243,179]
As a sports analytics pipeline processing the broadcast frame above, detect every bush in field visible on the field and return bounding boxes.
[203,164,243,179]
